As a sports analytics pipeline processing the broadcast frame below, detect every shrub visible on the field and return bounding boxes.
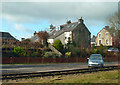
[67,44,81,57]
[86,48,91,57]
[70,47,81,57]
[65,52,71,58]
[31,52,38,57]
[53,40,63,52]
[14,46,26,57]
[30,49,42,57]
[91,44,96,49]
[43,52,61,58]
[92,49,98,54]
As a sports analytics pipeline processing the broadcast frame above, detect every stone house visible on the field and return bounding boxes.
[47,17,91,49]
[96,26,118,47]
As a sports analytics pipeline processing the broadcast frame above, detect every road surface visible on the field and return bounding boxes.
[1,62,119,74]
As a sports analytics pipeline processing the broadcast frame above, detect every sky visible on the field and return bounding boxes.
[1,0,119,41]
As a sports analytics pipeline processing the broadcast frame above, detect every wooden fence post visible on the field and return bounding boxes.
[10,57,13,64]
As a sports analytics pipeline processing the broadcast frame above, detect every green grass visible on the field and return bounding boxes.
[2,70,119,84]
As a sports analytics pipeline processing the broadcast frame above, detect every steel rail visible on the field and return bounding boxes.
[1,65,120,80]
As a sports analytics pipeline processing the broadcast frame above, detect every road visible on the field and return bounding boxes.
[1,62,118,74]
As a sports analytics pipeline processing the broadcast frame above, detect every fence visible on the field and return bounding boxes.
[2,55,119,64]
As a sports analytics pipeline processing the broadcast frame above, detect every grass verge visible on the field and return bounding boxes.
[2,70,119,84]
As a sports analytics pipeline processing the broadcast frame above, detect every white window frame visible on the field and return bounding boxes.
[99,33,101,38]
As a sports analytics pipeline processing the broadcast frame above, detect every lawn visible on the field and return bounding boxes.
[2,70,119,84]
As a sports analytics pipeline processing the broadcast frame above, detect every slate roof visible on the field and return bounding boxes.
[48,22,78,39]
[0,32,17,40]
[49,21,91,39]
[97,27,118,38]
[28,34,40,43]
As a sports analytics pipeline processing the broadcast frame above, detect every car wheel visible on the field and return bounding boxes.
[88,66,91,68]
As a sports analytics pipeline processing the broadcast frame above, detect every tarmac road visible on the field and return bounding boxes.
[1,62,118,74]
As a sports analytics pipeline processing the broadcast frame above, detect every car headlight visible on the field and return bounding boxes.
[89,61,92,63]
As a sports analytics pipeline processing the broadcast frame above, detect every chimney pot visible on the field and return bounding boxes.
[21,38,25,41]
[34,31,37,35]
[78,17,84,23]
[105,26,109,29]
[66,20,71,25]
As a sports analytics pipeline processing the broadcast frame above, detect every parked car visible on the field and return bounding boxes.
[87,54,104,67]
[107,47,119,52]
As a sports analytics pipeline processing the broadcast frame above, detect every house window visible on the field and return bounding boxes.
[65,37,67,39]
[106,32,108,36]
[99,33,101,38]
[106,39,108,45]
[106,32,108,38]
[99,40,101,45]
[68,37,70,40]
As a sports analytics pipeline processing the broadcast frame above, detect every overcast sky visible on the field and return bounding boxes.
[1,1,118,40]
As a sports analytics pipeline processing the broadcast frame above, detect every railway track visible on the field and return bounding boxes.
[1,65,120,80]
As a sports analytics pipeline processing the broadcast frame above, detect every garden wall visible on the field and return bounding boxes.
[2,55,119,64]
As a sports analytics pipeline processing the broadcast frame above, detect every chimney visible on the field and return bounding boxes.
[21,38,25,41]
[78,17,84,23]
[66,20,71,25]
[50,24,54,29]
[93,35,95,38]
[34,31,37,35]
[105,26,109,29]
[60,26,63,30]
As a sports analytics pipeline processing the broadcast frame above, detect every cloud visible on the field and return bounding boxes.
[14,24,33,33]
[1,1,118,40]
[2,2,118,25]
[1,0,119,2]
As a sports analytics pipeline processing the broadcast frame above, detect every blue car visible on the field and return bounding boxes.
[88,54,104,67]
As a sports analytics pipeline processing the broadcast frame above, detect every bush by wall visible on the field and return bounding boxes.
[44,52,61,58]
[53,40,63,53]
[14,46,26,57]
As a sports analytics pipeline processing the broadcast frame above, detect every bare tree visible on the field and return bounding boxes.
[109,12,119,30]
[108,12,120,48]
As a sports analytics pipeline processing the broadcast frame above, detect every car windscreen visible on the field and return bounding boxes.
[109,48,113,50]
[114,48,118,50]
[90,55,102,59]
